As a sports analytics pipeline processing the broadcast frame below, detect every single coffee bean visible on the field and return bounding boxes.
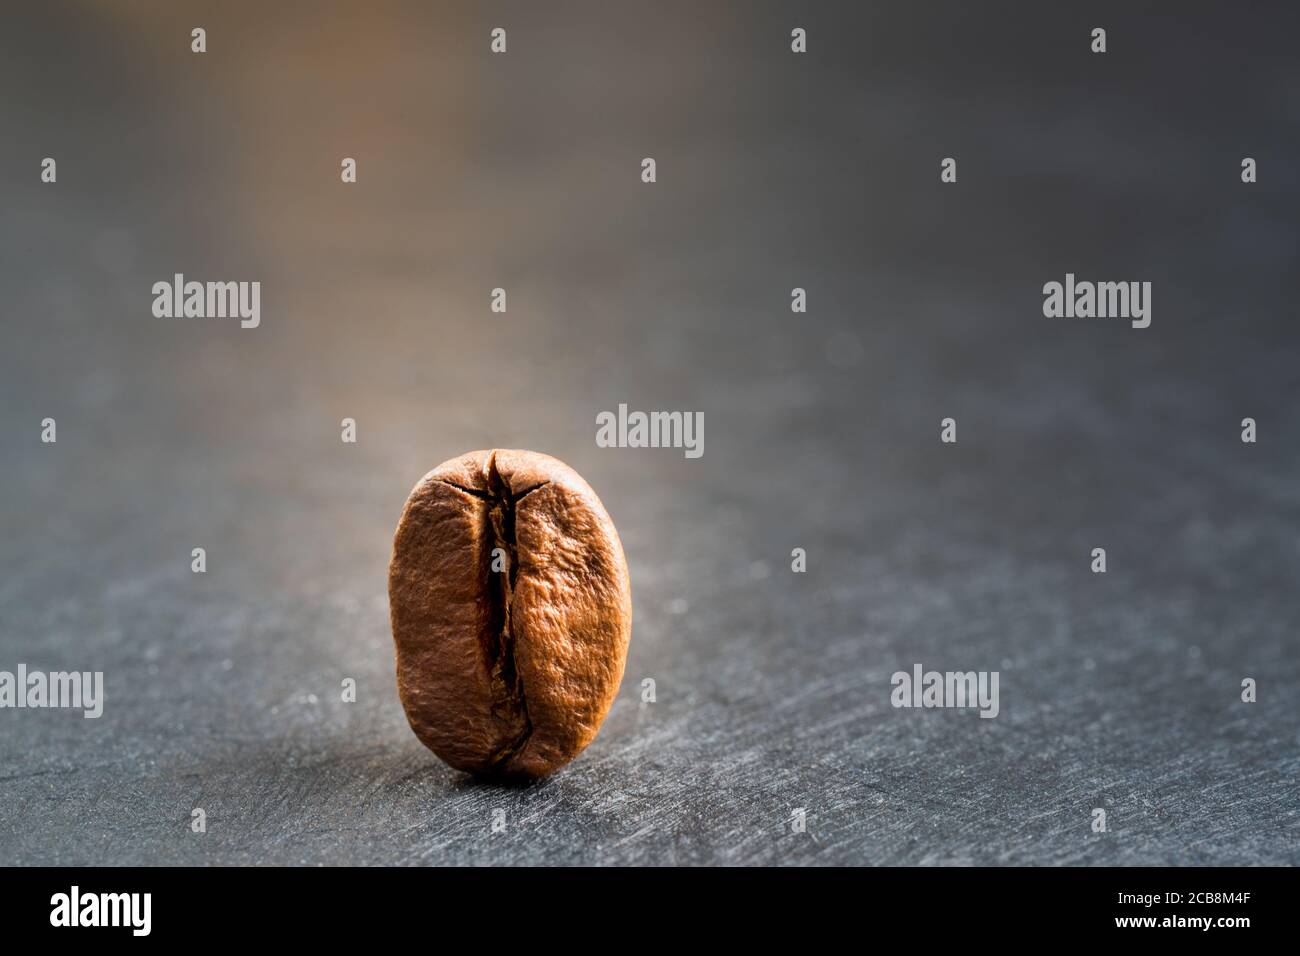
[389,449,632,778]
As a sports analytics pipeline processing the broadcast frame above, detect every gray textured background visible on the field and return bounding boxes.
[1,1,1298,865]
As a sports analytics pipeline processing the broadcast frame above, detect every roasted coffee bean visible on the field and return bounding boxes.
[388,449,632,778]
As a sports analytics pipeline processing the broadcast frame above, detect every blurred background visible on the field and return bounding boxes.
[1,1,1297,864]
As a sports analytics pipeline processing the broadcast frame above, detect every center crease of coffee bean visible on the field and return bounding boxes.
[481,455,544,771]
[433,457,551,773]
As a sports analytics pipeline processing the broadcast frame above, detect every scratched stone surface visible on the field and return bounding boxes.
[1,2,1298,866]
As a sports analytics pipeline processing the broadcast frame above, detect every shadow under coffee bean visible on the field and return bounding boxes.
[388,449,632,779]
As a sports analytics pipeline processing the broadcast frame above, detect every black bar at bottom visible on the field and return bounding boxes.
[0,866,1285,941]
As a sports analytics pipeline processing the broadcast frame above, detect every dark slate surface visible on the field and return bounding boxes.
[1,1,1297,866]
